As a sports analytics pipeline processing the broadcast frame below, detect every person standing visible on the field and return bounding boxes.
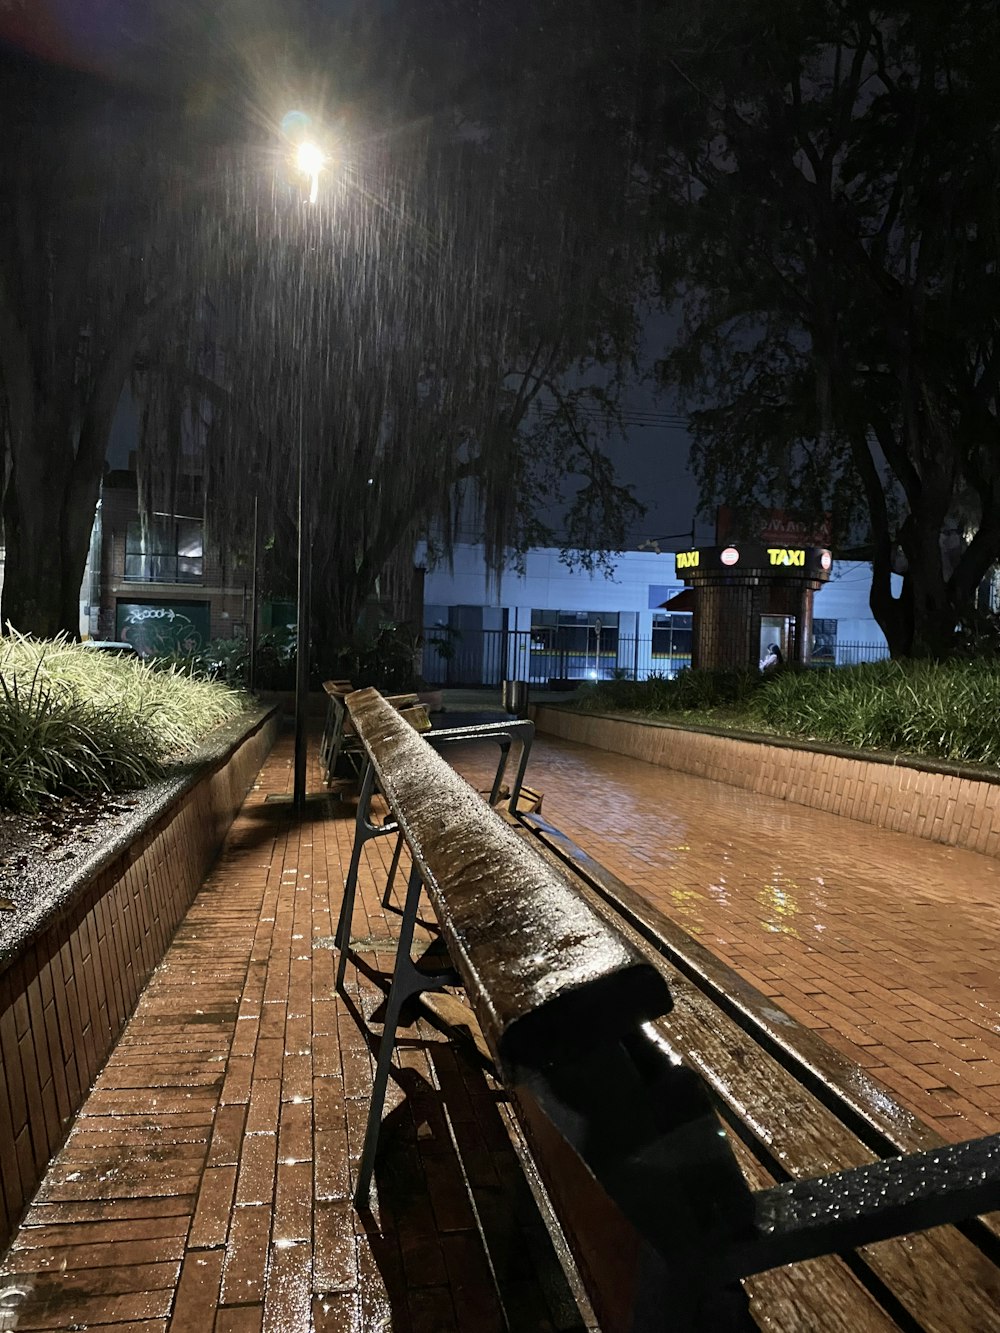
[760,642,784,672]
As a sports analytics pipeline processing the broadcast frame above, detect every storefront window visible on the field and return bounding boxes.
[527,611,619,679]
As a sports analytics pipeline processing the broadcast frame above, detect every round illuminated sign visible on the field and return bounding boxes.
[720,546,740,567]
[820,550,832,571]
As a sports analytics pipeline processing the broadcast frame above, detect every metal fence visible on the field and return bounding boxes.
[831,640,891,667]
[424,630,688,687]
[422,629,677,687]
[422,629,891,688]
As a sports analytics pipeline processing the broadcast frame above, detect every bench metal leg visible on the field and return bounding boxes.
[323,701,345,785]
[427,718,535,813]
[353,863,458,1205]
[334,760,399,990]
[501,721,534,812]
[319,694,337,773]
[322,697,365,785]
[380,831,405,909]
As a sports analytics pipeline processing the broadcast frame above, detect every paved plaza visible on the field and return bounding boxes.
[1,719,999,1329]
[531,735,1000,1141]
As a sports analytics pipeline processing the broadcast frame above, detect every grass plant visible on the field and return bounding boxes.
[746,659,1000,765]
[576,659,1000,768]
[0,632,249,811]
[577,667,763,717]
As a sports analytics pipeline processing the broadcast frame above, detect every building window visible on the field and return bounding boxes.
[526,611,620,680]
[125,517,204,584]
[652,612,693,661]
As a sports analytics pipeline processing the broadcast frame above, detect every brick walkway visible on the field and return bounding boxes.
[0,730,580,1333]
[3,720,1000,1330]
[528,734,1000,1141]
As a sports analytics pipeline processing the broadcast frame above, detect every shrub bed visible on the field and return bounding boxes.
[576,659,1000,768]
[0,633,249,811]
[579,668,762,715]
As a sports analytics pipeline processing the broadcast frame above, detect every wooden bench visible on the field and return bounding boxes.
[319,679,425,784]
[336,688,1000,1332]
[334,698,536,978]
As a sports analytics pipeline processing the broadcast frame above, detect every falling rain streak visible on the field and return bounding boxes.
[129,13,650,650]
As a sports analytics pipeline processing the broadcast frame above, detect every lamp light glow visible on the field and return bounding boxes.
[294,140,326,204]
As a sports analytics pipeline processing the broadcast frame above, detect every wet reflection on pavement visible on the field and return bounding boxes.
[520,736,1000,1140]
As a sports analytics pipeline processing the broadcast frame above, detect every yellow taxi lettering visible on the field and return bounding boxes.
[767,547,805,567]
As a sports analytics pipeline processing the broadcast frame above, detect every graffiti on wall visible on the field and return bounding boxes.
[115,601,210,658]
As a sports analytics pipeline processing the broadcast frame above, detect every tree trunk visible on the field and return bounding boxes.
[851,431,915,657]
[311,550,369,672]
[869,568,913,659]
[1,465,91,638]
[907,583,959,659]
[0,291,141,640]
[1,391,122,640]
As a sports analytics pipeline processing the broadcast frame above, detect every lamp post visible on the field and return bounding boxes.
[293,398,310,812]
[291,136,325,813]
[247,494,259,692]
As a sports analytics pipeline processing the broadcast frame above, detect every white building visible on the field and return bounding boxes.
[418,543,892,686]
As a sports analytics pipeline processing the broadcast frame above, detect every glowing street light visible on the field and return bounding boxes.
[284,120,329,811]
[294,139,326,205]
[262,111,340,810]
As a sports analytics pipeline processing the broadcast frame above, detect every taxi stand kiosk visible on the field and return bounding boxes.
[675,544,833,671]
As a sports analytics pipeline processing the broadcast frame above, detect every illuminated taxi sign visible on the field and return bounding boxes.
[767,547,806,567]
[674,544,832,577]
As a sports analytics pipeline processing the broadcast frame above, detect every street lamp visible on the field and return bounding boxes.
[258,114,332,813]
[288,125,327,810]
[294,139,326,205]
[293,393,310,813]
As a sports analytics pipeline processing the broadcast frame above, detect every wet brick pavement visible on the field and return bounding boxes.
[525,734,1000,1141]
[2,719,1000,1330]
[0,729,578,1333]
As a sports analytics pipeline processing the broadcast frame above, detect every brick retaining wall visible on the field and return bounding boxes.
[0,709,279,1249]
[532,706,1000,859]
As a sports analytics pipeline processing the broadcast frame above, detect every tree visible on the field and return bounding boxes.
[651,0,1000,657]
[0,2,655,649]
[135,0,654,656]
[0,54,173,636]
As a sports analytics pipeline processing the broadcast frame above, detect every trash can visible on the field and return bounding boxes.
[501,679,530,717]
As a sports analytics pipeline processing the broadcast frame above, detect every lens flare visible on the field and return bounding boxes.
[280,109,311,137]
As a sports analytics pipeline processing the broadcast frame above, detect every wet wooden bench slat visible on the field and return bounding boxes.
[730,1139,902,1332]
[345,688,674,1073]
